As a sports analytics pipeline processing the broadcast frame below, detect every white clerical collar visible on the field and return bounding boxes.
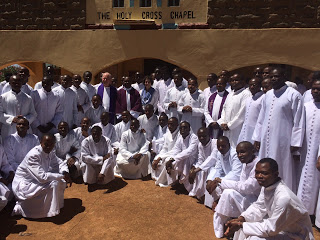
[203,139,212,148]
[234,87,245,95]
[265,179,282,191]
[217,90,225,96]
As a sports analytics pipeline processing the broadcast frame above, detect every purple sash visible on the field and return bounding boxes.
[208,90,229,137]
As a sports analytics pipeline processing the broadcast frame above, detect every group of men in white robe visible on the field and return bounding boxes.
[0,64,318,239]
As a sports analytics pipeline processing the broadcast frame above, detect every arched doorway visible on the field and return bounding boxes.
[93,58,196,87]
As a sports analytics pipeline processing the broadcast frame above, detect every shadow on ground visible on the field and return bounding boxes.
[26,198,85,225]
[86,177,128,193]
[0,202,27,240]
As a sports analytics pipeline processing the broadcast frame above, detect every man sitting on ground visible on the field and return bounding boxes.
[115,119,150,179]
[81,126,115,187]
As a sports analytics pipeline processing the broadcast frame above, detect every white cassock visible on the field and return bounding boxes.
[156,133,198,187]
[205,148,242,207]
[152,127,180,181]
[204,90,229,139]
[302,89,313,104]
[54,131,81,174]
[186,139,218,199]
[178,89,205,133]
[1,82,33,96]
[81,135,115,184]
[156,78,174,113]
[237,180,314,240]
[316,147,320,229]
[217,87,252,148]
[132,82,144,93]
[73,127,91,146]
[93,122,117,147]
[115,129,150,179]
[285,81,298,90]
[203,86,217,100]
[34,82,60,90]
[53,86,78,128]
[213,157,261,238]
[252,85,304,192]
[0,90,37,140]
[114,120,131,142]
[297,101,320,215]
[80,82,96,100]
[151,125,168,154]
[137,114,158,141]
[30,88,63,137]
[70,86,91,126]
[12,145,69,218]
[238,91,264,144]
[0,81,7,95]
[3,133,39,171]
[0,145,14,211]
[163,85,186,120]
[85,105,106,125]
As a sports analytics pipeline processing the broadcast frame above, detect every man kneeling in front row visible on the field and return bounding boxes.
[224,158,314,240]
[12,134,72,218]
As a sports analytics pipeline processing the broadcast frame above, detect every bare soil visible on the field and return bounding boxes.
[1,177,319,240]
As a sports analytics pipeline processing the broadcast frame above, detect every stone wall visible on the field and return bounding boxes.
[208,0,320,29]
[0,0,86,30]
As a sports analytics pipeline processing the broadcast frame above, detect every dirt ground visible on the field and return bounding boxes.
[1,177,320,240]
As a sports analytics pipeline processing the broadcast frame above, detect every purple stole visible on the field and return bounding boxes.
[208,90,229,137]
[97,84,117,124]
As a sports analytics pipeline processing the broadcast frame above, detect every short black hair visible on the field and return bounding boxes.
[258,158,278,173]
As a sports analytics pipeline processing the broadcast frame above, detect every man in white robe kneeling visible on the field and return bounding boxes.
[213,141,261,238]
[157,121,198,188]
[187,127,218,200]
[115,119,150,179]
[205,136,242,208]
[12,134,72,218]
[224,158,314,240]
[151,117,179,182]
[81,126,115,186]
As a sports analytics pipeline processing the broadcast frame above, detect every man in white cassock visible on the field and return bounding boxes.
[93,112,117,146]
[203,73,218,100]
[31,76,63,137]
[238,78,264,144]
[297,79,320,217]
[151,112,168,155]
[55,122,81,180]
[0,144,14,212]
[178,78,205,133]
[115,119,150,179]
[205,136,242,208]
[224,158,314,240]
[212,141,260,238]
[157,121,198,188]
[12,134,72,219]
[114,111,131,142]
[137,104,158,141]
[81,126,115,186]
[53,75,78,129]
[4,117,39,171]
[71,75,91,126]
[252,68,304,192]
[156,67,174,113]
[217,73,252,148]
[151,117,179,182]
[187,127,218,199]
[80,71,96,100]
[204,78,229,139]
[85,94,106,125]
[0,75,37,141]
[2,67,33,96]
[163,73,186,120]
[73,117,91,145]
